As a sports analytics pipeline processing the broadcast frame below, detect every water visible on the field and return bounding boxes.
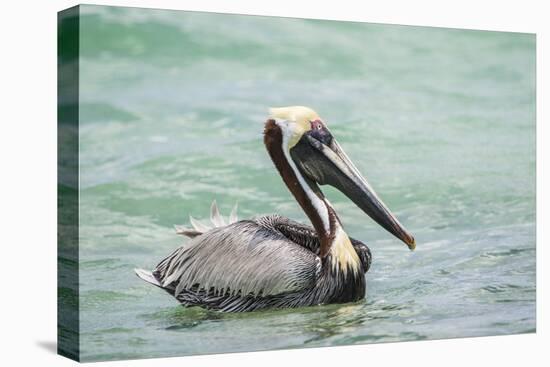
[68,5,535,362]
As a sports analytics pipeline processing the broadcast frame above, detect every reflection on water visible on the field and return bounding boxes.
[72,4,535,362]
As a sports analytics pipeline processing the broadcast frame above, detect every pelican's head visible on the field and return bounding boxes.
[268,106,415,250]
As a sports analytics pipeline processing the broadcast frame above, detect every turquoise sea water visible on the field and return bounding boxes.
[69,5,535,361]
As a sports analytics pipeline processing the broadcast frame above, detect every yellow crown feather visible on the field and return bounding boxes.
[269,106,320,125]
[268,106,322,148]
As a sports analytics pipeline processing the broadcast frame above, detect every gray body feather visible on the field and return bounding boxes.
[136,203,371,312]
[157,219,321,298]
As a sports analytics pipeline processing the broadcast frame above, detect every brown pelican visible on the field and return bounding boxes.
[135,106,415,312]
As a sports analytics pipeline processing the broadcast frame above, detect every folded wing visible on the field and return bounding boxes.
[154,219,321,298]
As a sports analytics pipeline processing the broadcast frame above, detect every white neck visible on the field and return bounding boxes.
[277,120,331,234]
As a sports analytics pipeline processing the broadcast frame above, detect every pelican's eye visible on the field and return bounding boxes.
[310,119,323,130]
[307,119,333,146]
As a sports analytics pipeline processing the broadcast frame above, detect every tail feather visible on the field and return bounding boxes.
[134,268,162,287]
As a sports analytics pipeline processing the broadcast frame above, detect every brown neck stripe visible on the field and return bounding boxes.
[264,119,336,257]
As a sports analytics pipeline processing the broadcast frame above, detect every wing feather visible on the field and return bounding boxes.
[189,216,211,232]
[228,202,238,223]
[210,200,226,227]
[155,220,320,297]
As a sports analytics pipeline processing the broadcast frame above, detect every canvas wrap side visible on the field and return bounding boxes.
[58,5,80,362]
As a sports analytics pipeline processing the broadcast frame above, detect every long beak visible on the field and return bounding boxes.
[298,134,415,250]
